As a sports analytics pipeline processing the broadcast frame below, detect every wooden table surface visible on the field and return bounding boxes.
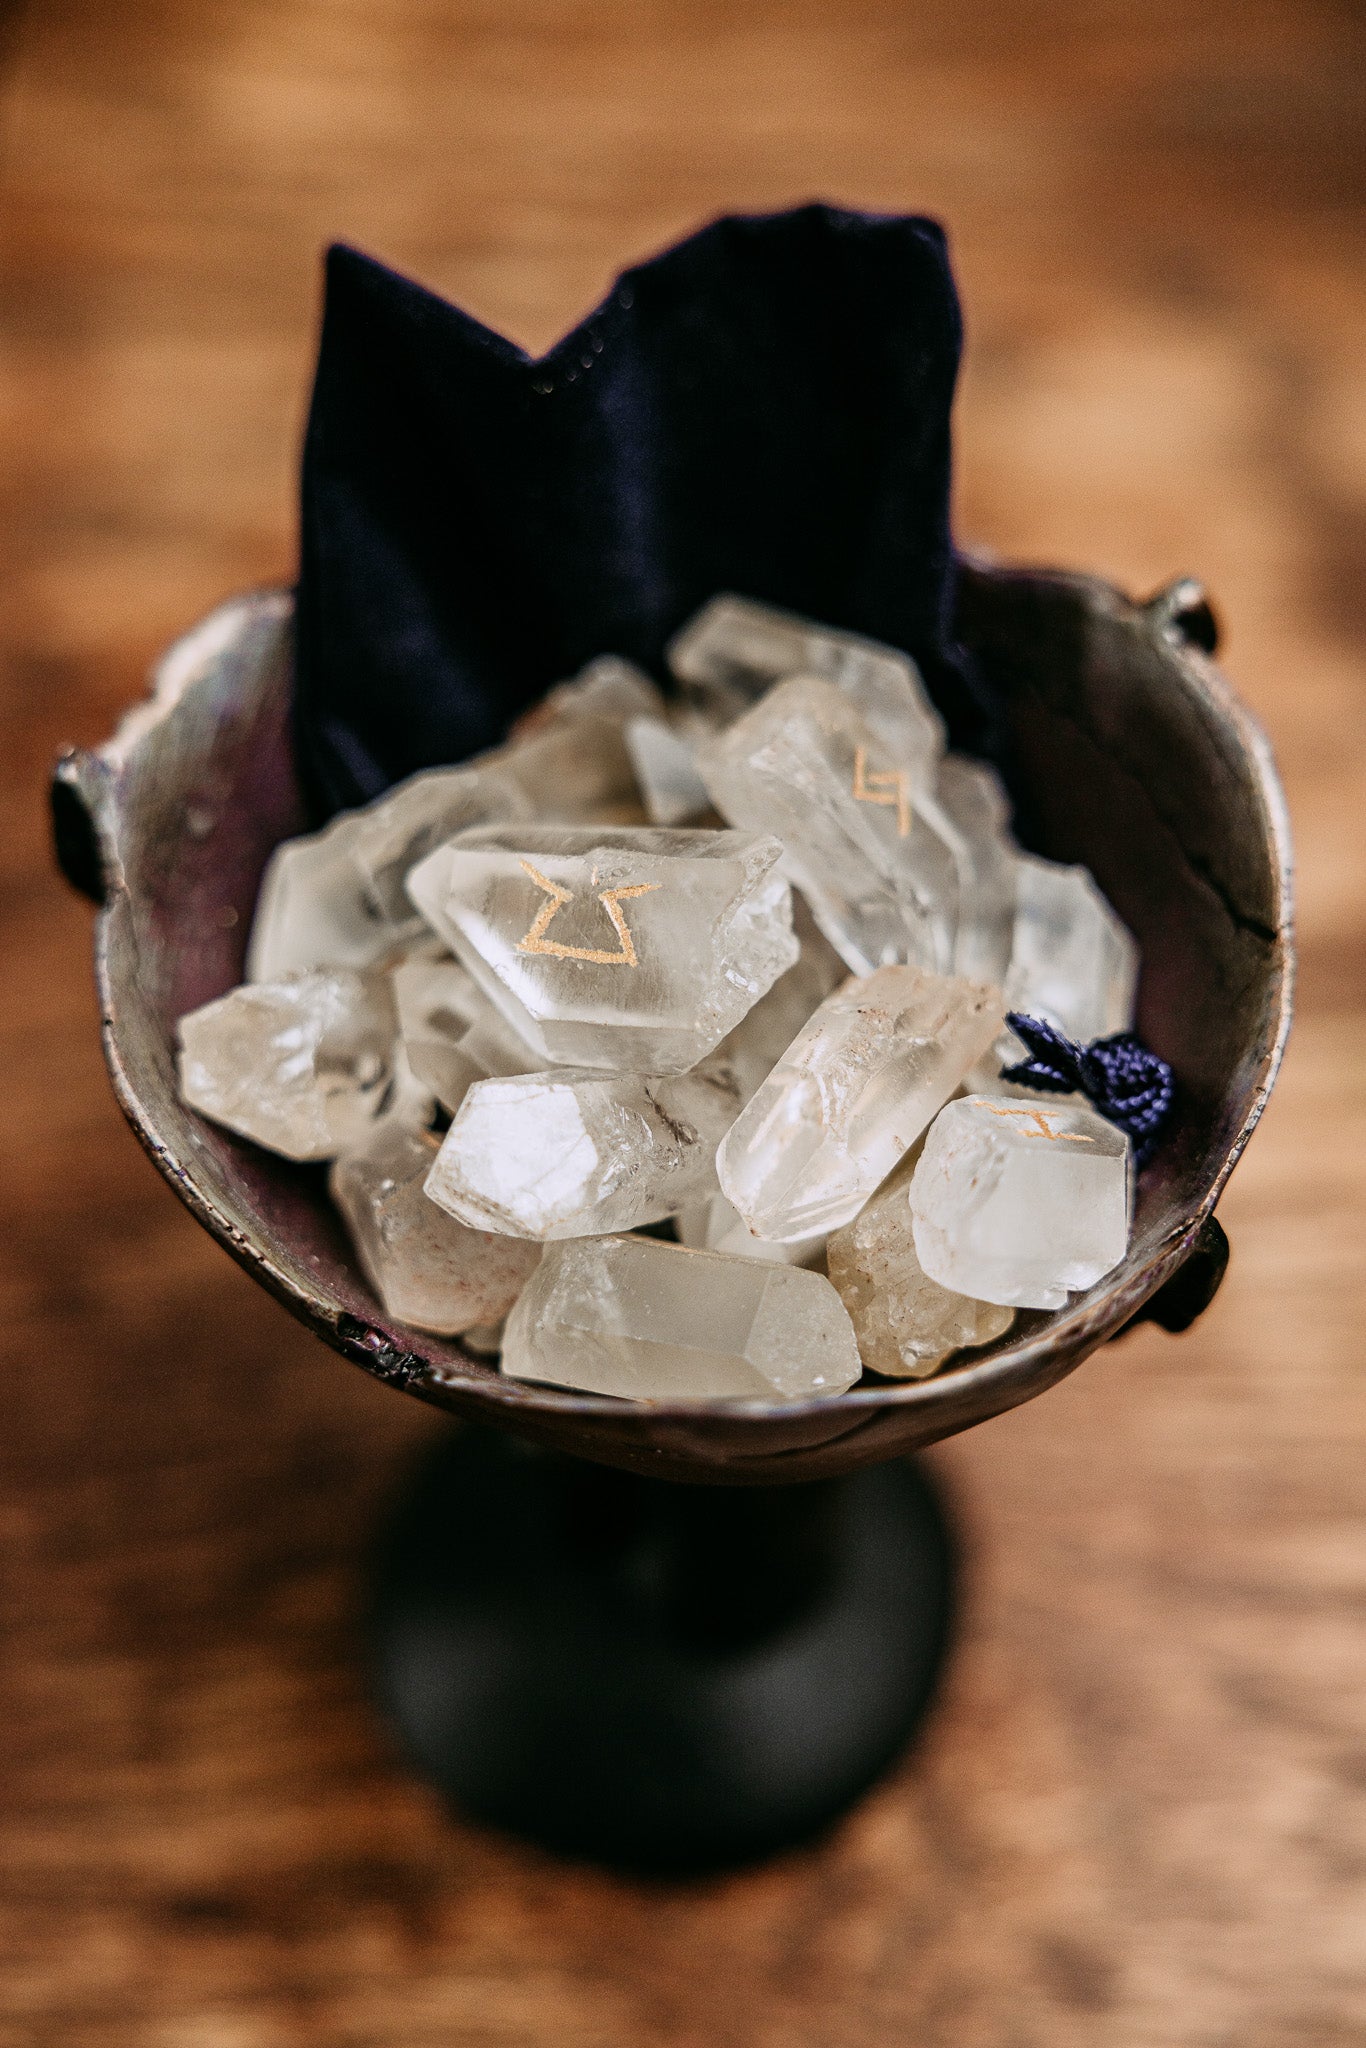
[2,2,1364,2041]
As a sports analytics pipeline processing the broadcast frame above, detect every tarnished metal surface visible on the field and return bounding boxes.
[53,563,1293,1483]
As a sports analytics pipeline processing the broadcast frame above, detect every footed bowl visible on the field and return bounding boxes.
[53,561,1292,1485]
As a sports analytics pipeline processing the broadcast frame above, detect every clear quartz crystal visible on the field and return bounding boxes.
[405,824,797,1073]
[833,660,945,794]
[677,1191,826,1267]
[349,761,532,926]
[826,1154,1014,1377]
[667,594,946,773]
[625,716,713,824]
[496,657,665,824]
[501,1234,862,1401]
[390,952,483,1111]
[935,755,1018,986]
[457,991,541,1079]
[535,654,666,728]
[706,903,848,1101]
[497,718,643,826]
[1004,854,1139,1042]
[404,842,459,945]
[391,952,535,1112]
[246,766,526,982]
[425,1062,742,1240]
[330,1119,541,1334]
[910,1093,1131,1310]
[246,812,404,981]
[718,965,1005,1242]
[967,852,1139,1093]
[699,675,960,975]
[178,969,397,1161]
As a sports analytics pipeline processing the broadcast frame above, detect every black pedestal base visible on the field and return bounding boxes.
[368,1429,955,1875]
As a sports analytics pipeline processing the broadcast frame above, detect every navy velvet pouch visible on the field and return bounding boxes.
[294,202,985,823]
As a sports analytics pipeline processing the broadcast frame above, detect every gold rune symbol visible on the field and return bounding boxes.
[852,746,911,837]
[985,1103,1093,1143]
[515,860,660,967]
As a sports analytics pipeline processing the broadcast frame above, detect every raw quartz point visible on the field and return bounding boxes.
[247,762,527,981]
[1004,855,1138,1043]
[498,656,665,824]
[390,952,533,1113]
[718,965,1005,1242]
[390,952,484,1112]
[406,824,797,1074]
[707,901,848,1101]
[678,1191,826,1268]
[826,1154,1014,1378]
[501,1234,862,1402]
[935,755,1018,986]
[833,656,945,797]
[911,1094,1131,1310]
[425,1062,741,1240]
[534,653,665,729]
[967,853,1140,1095]
[625,716,712,825]
[668,594,946,775]
[330,1119,541,1334]
[699,675,960,976]
[349,761,532,927]
[178,969,396,1161]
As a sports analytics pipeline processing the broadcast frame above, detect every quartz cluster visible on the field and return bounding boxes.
[177,598,1142,1397]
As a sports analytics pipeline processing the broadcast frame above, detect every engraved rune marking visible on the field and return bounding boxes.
[515,860,660,967]
[985,1103,1093,1143]
[852,746,911,837]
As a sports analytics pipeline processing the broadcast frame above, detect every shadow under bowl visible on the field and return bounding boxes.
[53,560,1292,1485]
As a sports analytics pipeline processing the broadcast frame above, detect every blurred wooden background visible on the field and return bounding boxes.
[2,2,1364,2041]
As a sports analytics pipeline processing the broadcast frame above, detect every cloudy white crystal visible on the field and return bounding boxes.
[178,969,397,1161]
[826,1156,1014,1377]
[910,1093,1131,1310]
[330,1119,541,1334]
[425,1063,741,1240]
[699,675,960,976]
[502,1235,862,1401]
[718,965,1005,1242]
[406,824,797,1073]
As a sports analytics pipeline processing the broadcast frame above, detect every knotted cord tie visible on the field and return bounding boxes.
[1001,1012,1174,1166]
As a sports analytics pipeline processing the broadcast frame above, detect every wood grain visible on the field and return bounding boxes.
[1,1,1364,2040]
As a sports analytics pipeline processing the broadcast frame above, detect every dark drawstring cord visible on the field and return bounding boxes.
[1000,1012,1174,1167]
